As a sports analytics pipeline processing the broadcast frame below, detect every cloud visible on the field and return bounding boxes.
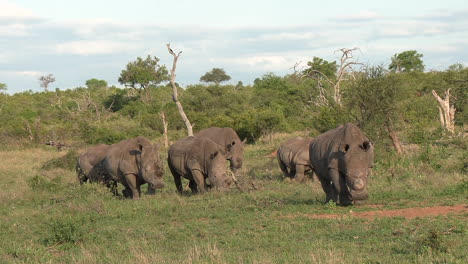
[55,40,140,56]
[336,10,382,22]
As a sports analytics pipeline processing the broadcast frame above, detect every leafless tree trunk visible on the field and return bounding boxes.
[39,74,55,92]
[166,43,193,136]
[432,89,456,134]
[160,111,168,149]
[386,124,403,154]
[300,48,362,106]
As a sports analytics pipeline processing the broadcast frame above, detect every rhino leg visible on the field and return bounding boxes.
[294,165,306,183]
[124,173,140,199]
[278,159,291,178]
[191,170,207,193]
[329,169,352,205]
[317,175,336,203]
[189,180,198,194]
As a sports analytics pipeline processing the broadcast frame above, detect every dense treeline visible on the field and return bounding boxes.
[0,62,466,152]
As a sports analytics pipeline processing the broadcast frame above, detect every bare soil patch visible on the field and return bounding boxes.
[285,204,467,220]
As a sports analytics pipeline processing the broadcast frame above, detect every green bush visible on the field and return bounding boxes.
[41,149,78,171]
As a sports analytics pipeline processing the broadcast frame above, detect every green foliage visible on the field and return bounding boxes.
[118,55,169,94]
[41,149,79,171]
[199,68,231,84]
[311,105,351,133]
[44,218,86,246]
[302,56,337,79]
[389,50,424,72]
[236,108,287,142]
[85,78,107,90]
[0,82,6,93]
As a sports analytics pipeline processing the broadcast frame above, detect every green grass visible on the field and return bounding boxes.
[0,136,466,263]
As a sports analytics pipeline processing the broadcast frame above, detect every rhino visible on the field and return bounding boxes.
[309,123,374,205]
[195,127,246,171]
[168,136,233,194]
[277,136,314,182]
[102,136,164,199]
[76,144,117,194]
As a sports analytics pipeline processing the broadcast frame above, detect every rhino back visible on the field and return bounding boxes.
[279,137,313,167]
[168,136,220,177]
[104,138,140,179]
[309,123,368,169]
[78,144,110,174]
[195,127,241,151]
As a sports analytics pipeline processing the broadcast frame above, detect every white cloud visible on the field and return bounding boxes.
[0,23,29,36]
[0,1,39,21]
[55,40,138,55]
[0,70,44,77]
[338,10,382,22]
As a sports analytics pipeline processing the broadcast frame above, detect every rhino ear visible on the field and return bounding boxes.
[227,141,235,151]
[210,151,219,159]
[138,143,143,152]
[242,138,247,145]
[361,141,371,151]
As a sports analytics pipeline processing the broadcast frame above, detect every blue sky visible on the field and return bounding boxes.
[1,0,467,93]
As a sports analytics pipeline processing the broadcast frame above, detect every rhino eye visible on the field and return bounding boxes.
[344,144,350,152]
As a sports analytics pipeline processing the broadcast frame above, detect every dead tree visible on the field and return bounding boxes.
[39,74,56,92]
[160,111,169,149]
[301,48,362,106]
[432,89,456,134]
[166,43,193,136]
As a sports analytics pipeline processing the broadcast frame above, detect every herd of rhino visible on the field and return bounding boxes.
[76,123,374,205]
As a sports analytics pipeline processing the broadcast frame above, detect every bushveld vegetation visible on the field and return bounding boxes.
[0,51,466,263]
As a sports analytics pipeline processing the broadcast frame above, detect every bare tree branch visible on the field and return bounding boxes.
[166,43,193,136]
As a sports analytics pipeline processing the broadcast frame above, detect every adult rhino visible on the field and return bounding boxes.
[277,136,314,182]
[76,144,117,194]
[195,127,246,171]
[168,136,233,194]
[309,123,374,205]
[102,136,164,199]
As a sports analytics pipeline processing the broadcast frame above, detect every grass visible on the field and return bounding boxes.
[0,135,466,263]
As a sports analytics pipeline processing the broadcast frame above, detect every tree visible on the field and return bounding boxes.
[302,48,362,106]
[118,55,169,101]
[166,43,193,136]
[39,74,55,92]
[0,83,6,94]
[346,66,405,154]
[200,68,231,85]
[85,79,108,90]
[389,50,424,73]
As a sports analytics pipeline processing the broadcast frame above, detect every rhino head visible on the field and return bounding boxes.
[207,150,233,191]
[226,138,246,171]
[340,140,373,204]
[136,142,165,191]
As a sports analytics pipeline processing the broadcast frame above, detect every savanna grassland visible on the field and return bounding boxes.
[0,132,466,264]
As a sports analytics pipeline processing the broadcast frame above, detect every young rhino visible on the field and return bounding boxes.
[102,136,164,199]
[277,136,314,182]
[167,136,233,194]
[309,123,374,205]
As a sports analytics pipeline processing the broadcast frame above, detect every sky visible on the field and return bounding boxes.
[1,0,467,93]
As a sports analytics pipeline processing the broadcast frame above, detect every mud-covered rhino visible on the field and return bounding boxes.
[102,136,164,199]
[309,123,374,205]
[195,127,246,171]
[168,136,233,194]
[277,136,314,182]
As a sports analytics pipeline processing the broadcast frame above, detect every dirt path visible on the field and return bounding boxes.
[285,204,467,220]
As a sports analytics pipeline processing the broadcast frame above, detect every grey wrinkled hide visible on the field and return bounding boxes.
[168,136,233,194]
[102,136,164,199]
[76,144,117,194]
[309,123,374,205]
[195,127,245,171]
[277,136,314,182]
